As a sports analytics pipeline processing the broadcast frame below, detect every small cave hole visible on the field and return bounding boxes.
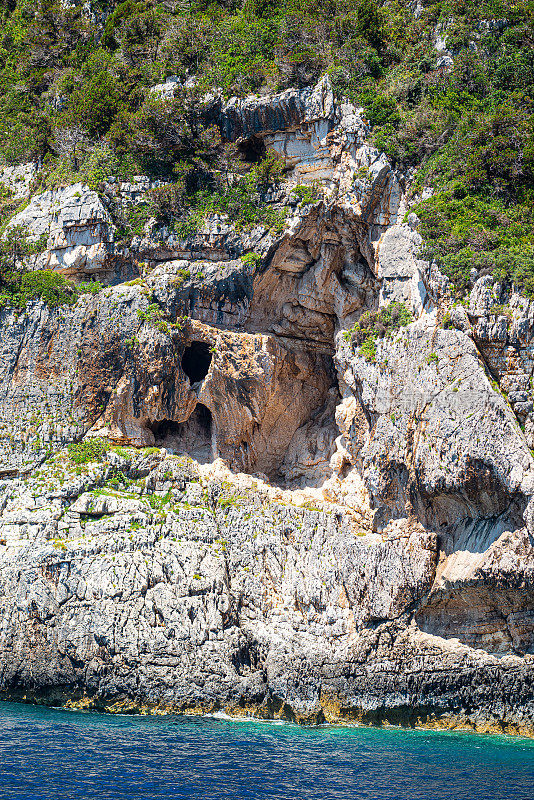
[181,341,212,384]
[148,403,213,463]
[238,135,266,163]
[148,418,182,441]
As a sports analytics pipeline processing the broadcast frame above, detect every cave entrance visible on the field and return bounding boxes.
[181,341,212,385]
[238,135,266,163]
[149,403,213,463]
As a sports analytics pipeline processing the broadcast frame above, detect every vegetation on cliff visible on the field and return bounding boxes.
[0,0,533,294]
[343,300,413,361]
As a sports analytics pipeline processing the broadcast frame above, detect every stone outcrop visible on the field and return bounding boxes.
[7,183,116,279]
[2,78,534,736]
[1,450,534,735]
[217,75,401,225]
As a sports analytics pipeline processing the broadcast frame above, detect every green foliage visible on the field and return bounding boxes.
[77,280,103,296]
[41,145,140,192]
[360,92,400,128]
[0,225,80,309]
[190,185,286,232]
[67,437,110,464]
[171,166,287,236]
[137,301,169,332]
[359,336,377,362]
[344,301,413,361]
[172,267,191,286]
[412,103,534,296]
[102,0,150,50]
[379,301,413,331]
[416,190,534,296]
[0,185,23,232]
[0,223,106,309]
[200,15,279,94]
[17,270,77,307]
[147,489,172,510]
[60,68,123,139]
[240,252,261,269]
[344,301,413,343]
[117,201,157,238]
[290,183,320,205]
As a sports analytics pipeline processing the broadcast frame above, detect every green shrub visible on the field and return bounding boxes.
[290,184,320,205]
[137,301,169,333]
[121,202,157,237]
[240,252,261,269]
[411,102,534,296]
[359,336,377,362]
[17,271,78,308]
[186,170,287,232]
[67,437,110,464]
[344,301,413,344]
[344,301,413,362]
[416,191,534,296]
[60,70,123,139]
[77,281,103,296]
[361,93,400,128]
[102,0,149,50]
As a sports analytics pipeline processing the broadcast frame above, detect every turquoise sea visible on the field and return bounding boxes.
[1,702,534,799]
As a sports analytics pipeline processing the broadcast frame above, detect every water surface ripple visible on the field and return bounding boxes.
[1,702,533,799]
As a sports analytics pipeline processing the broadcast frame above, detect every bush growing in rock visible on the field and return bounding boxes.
[344,301,413,345]
[290,184,320,206]
[344,302,413,362]
[0,227,79,309]
[67,438,110,465]
[17,270,78,308]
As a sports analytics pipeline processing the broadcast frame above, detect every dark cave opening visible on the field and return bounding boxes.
[181,341,212,384]
[148,418,182,441]
[148,404,214,462]
[238,135,266,163]
[190,402,212,435]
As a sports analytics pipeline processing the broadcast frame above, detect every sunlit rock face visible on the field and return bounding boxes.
[217,75,402,226]
[7,183,115,278]
[3,77,534,736]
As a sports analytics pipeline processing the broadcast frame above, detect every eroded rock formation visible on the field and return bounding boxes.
[2,77,534,735]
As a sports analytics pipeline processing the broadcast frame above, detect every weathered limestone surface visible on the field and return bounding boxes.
[4,77,401,279]
[2,78,534,736]
[0,455,437,718]
[216,76,401,228]
[0,162,37,198]
[1,450,534,735]
[7,183,114,276]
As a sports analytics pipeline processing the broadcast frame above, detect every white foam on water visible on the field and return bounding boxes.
[187,710,288,726]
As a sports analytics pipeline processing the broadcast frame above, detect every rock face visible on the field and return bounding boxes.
[217,76,401,224]
[2,78,534,735]
[7,183,114,276]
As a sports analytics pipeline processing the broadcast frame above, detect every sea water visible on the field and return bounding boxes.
[1,701,534,799]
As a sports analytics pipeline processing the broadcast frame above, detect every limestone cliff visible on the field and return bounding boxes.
[2,78,534,735]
